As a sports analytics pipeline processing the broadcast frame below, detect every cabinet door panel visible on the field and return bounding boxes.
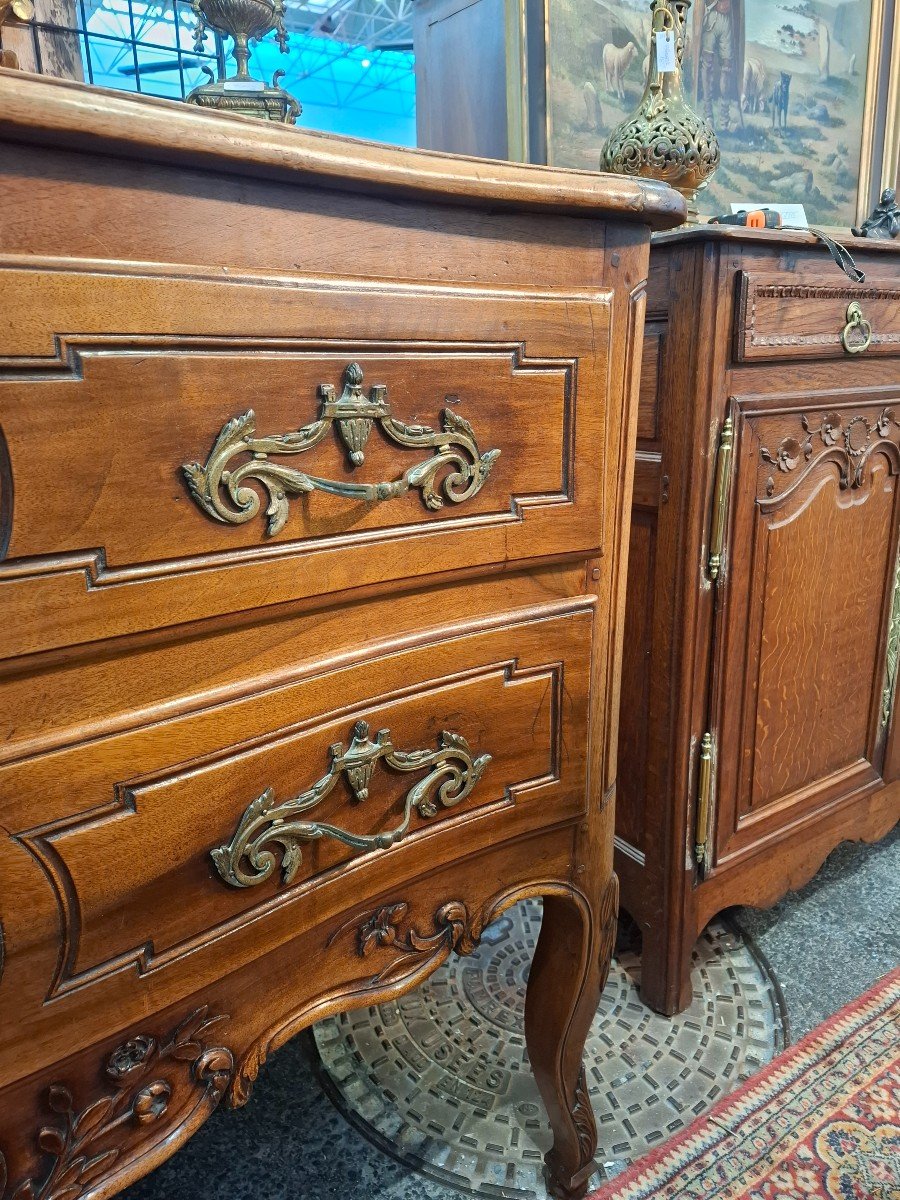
[712,394,900,864]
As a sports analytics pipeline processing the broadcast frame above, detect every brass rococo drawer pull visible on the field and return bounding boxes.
[841,301,873,354]
[210,720,492,888]
[183,362,501,536]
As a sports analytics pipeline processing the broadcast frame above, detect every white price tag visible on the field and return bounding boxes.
[656,30,676,73]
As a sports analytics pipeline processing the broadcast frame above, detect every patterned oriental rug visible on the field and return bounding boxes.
[587,967,900,1200]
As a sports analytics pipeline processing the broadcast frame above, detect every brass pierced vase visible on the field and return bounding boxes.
[600,0,718,222]
[185,0,301,124]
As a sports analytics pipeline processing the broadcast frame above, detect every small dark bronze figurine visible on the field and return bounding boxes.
[852,188,900,240]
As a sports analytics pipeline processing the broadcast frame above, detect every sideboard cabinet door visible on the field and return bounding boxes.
[708,390,900,870]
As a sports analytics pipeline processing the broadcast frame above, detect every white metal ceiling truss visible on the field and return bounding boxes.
[265,33,414,112]
[287,0,414,50]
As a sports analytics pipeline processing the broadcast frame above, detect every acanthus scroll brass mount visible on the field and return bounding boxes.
[183,362,500,536]
[210,720,492,889]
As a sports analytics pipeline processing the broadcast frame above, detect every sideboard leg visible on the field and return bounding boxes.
[524,876,618,1200]
[638,923,695,1016]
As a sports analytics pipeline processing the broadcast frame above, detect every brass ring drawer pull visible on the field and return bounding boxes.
[210,720,492,889]
[183,362,501,536]
[841,301,873,354]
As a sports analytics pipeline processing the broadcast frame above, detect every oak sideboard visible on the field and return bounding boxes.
[0,71,684,1200]
[618,225,900,1015]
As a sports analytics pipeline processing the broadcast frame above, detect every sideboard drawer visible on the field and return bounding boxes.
[0,262,611,658]
[0,600,593,1074]
[735,271,900,361]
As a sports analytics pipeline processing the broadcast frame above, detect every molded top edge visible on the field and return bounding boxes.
[0,69,687,227]
[652,223,900,253]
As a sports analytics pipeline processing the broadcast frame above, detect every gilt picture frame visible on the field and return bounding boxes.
[543,0,900,230]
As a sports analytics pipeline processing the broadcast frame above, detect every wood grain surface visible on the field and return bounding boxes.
[0,74,678,1200]
[616,228,900,1016]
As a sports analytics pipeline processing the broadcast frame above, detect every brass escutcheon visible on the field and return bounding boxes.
[841,300,873,354]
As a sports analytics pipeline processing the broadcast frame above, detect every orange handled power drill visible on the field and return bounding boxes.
[708,208,783,229]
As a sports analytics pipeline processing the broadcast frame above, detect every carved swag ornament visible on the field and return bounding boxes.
[760,406,900,497]
[340,872,620,1009]
[0,1008,232,1200]
[336,877,620,1184]
[345,899,477,986]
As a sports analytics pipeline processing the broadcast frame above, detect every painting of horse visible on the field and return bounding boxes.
[547,0,877,228]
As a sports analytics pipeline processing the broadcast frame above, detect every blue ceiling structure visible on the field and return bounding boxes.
[75,0,416,145]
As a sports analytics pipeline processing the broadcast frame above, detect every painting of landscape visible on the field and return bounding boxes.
[547,0,875,227]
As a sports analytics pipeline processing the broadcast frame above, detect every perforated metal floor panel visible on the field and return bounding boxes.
[311,905,787,1198]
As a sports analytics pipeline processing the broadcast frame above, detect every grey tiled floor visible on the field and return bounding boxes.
[122,826,899,1200]
[729,824,900,1039]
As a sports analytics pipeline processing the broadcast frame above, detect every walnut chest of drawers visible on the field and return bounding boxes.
[617,226,900,1015]
[0,72,684,1200]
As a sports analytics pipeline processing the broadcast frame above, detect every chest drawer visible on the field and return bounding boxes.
[735,271,900,362]
[0,262,612,659]
[0,591,593,1078]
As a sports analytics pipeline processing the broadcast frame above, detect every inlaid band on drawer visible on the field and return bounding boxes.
[184,363,500,535]
[211,720,491,888]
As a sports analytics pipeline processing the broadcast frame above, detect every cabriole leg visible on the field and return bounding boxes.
[524,875,618,1200]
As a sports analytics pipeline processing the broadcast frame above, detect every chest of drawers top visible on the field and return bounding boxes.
[0,71,685,226]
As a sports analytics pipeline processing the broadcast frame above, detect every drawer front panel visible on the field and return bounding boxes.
[0,263,611,658]
[3,605,592,1009]
[0,824,581,1130]
[735,272,900,361]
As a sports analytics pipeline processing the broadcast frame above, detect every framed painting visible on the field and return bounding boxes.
[544,0,898,229]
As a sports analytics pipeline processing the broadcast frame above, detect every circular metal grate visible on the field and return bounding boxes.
[312,904,786,1198]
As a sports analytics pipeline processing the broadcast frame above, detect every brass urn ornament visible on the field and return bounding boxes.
[186,0,301,124]
[601,0,719,222]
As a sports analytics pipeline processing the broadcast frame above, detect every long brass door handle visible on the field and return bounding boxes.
[210,720,492,888]
[841,301,873,354]
[707,412,734,582]
[183,362,500,536]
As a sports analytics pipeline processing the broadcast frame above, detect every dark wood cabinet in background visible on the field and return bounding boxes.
[618,227,900,1015]
[412,0,524,161]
